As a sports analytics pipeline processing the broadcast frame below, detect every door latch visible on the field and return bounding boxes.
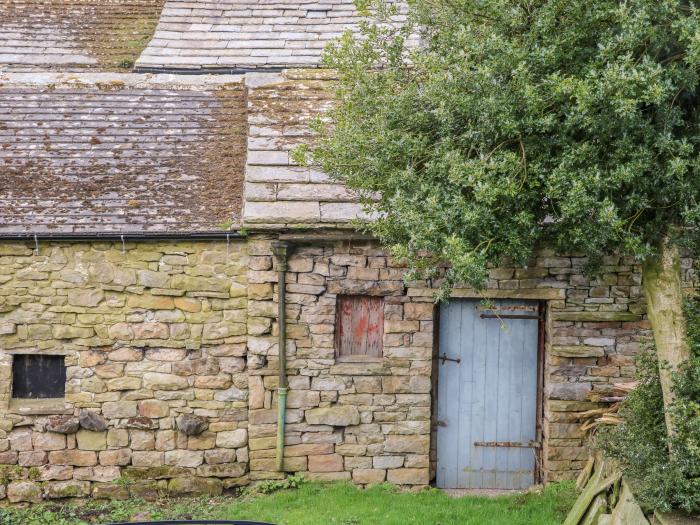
[439,353,461,365]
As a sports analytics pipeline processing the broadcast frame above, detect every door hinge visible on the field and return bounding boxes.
[438,353,461,365]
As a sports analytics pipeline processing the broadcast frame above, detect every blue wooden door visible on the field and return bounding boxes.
[436,299,540,489]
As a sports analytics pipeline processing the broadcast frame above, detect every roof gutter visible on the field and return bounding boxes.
[0,231,246,242]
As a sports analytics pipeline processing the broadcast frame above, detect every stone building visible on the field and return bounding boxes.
[0,0,695,504]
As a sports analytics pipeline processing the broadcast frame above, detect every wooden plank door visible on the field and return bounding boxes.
[436,299,540,489]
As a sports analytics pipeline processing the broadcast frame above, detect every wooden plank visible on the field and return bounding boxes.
[611,481,649,525]
[437,299,539,489]
[335,295,384,359]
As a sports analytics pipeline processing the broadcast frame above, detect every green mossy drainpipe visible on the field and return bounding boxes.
[271,240,291,472]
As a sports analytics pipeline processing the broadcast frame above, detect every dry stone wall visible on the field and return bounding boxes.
[0,241,249,503]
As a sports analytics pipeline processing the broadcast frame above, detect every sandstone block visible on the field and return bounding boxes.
[196,463,247,478]
[128,295,174,310]
[106,377,142,391]
[30,430,64,451]
[139,400,170,418]
[19,451,48,467]
[76,430,107,451]
[353,468,386,484]
[108,347,143,362]
[174,297,202,312]
[99,449,131,466]
[131,430,155,450]
[107,428,129,447]
[49,450,97,467]
[309,453,343,472]
[168,476,222,497]
[188,433,217,450]
[386,468,429,485]
[7,481,42,503]
[382,376,431,394]
[68,289,104,307]
[143,372,189,391]
[165,450,205,468]
[37,465,73,481]
[102,401,138,419]
[384,435,429,454]
[45,480,91,499]
[131,451,164,467]
[108,323,134,340]
[171,275,230,293]
[306,406,360,427]
[373,456,404,469]
[216,429,248,449]
[204,449,237,465]
[52,325,94,339]
[93,483,129,500]
[133,323,169,340]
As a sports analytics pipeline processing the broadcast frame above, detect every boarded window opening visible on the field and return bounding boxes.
[335,295,384,361]
[12,355,66,399]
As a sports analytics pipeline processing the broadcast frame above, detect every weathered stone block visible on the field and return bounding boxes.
[196,463,247,478]
[176,414,209,436]
[168,476,223,497]
[352,468,386,484]
[76,430,107,451]
[384,435,429,454]
[143,372,189,391]
[165,450,205,468]
[7,481,42,503]
[216,429,248,449]
[386,468,429,485]
[46,416,80,435]
[45,480,91,499]
[308,453,343,472]
[102,401,138,419]
[306,406,360,427]
[48,450,98,467]
[138,399,170,418]
[31,432,66,451]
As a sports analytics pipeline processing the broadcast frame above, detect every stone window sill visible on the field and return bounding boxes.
[7,398,73,415]
[335,356,383,363]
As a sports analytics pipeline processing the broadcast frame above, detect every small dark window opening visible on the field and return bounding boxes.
[12,355,66,399]
[335,295,384,361]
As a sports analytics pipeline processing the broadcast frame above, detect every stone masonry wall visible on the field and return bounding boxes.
[246,237,434,486]
[245,236,696,486]
[0,241,249,503]
[0,237,696,502]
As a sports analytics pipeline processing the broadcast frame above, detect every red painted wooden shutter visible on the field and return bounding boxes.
[335,295,384,360]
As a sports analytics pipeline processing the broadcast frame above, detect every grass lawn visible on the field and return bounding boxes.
[0,481,576,525]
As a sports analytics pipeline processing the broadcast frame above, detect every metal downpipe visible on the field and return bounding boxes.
[271,241,290,472]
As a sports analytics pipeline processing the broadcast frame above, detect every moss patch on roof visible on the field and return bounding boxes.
[0,0,165,70]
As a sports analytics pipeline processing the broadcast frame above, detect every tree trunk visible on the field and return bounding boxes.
[641,239,690,438]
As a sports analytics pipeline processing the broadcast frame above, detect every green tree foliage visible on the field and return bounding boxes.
[599,301,700,513]
[308,0,700,296]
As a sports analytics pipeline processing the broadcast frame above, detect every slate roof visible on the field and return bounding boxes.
[0,0,164,71]
[0,73,246,234]
[136,0,408,71]
[242,70,371,227]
